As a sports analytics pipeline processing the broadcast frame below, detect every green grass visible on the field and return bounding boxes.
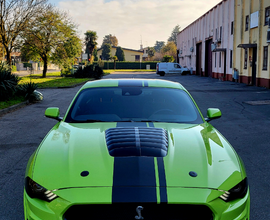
[0,96,25,110]
[33,71,62,77]
[19,75,90,88]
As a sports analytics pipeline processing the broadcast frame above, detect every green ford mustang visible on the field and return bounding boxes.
[24,79,250,220]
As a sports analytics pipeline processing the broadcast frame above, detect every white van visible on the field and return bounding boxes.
[156,63,189,76]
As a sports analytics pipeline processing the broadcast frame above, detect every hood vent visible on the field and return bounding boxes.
[105,127,168,157]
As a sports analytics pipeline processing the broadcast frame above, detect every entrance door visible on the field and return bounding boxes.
[196,43,202,75]
[252,47,257,86]
[205,39,213,77]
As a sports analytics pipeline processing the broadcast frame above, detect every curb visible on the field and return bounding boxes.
[0,101,29,117]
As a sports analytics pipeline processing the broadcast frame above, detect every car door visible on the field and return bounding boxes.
[173,64,183,74]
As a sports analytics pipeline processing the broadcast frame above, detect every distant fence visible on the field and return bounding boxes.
[89,61,158,70]
[15,63,59,71]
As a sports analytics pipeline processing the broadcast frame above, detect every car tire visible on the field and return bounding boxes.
[160,71,165,76]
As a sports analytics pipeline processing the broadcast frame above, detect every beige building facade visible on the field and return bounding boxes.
[234,0,270,88]
[97,46,143,62]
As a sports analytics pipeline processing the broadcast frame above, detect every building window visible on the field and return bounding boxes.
[244,49,248,69]
[135,55,140,61]
[265,7,270,26]
[231,21,234,35]
[230,50,233,68]
[263,46,268,70]
[220,26,222,41]
[219,52,221,67]
[216,28,218,40]
[245,15,249,31]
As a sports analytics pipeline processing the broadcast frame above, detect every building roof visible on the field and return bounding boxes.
[97,46,143,53]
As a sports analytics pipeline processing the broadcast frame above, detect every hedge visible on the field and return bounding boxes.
[92,61,158,70]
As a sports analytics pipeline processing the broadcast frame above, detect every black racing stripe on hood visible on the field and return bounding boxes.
[157,157,168,203]
[149,122,168,203]
[118,79,143,87]
[112,122,157,203]
[112,157,157,203]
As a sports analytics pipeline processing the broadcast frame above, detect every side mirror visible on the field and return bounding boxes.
[205,108,221,122]
[45,107,63,121]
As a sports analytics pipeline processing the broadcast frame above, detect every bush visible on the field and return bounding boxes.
[17,82,39,103]
[0,62,20,101]
[162,55,174,62]
[23,63,32,68]
[12,65,17,72]
[74,64,104,79]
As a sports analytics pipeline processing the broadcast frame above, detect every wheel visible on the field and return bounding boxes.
[160,71,165,76]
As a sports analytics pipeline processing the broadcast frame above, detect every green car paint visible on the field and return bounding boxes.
[24,79,250,220]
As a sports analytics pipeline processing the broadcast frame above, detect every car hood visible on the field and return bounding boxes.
[31,122,242,191]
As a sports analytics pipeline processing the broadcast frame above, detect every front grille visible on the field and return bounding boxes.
[63,203,214,220]
[105,127,168,157]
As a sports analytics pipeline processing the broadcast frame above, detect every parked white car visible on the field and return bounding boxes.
[156,63,189,76]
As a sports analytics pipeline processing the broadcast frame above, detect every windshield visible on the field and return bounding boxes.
[65,87,203,124]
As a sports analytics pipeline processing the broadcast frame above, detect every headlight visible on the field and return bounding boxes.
[220,177,248,202]
[25,177,58,202]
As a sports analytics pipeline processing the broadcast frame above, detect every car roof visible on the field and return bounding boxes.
[81,79,187,91]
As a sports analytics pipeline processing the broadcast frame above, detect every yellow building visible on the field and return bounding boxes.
[234,0,270,88]
[97,46,143,62]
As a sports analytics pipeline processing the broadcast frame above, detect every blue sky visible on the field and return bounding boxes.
[48,0,221,50]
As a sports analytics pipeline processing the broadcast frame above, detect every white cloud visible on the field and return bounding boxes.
[58,0,221,50]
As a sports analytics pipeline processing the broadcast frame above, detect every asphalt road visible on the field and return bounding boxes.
[0,72,270,219]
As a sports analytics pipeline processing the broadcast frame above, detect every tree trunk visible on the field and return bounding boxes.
[5,48,11,66]
[42,57,48,78]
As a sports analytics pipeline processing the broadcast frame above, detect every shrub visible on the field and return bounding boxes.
[93,66,104,79]
[17,82,39,103]
[74,64,104,79]
[162,55,174,62]
[12,65,17,72]
[0,62,20,101]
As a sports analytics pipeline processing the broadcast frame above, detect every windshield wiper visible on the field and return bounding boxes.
[133,119,163,122]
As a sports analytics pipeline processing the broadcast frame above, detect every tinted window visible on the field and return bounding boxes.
[65,87,203,124]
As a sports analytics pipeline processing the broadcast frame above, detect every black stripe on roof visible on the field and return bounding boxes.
[118,80,143,87]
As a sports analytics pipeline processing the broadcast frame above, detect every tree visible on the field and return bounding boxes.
[20,6,79,77]
[162,55,174,62]
[154,41,165,53]
[101,34,118,47]
[84,30,98,62]
[0,0,48,66]
[52,34,82,71]
[93,48,98,61]
[161,41,177,61]
[102,43,111,60]
[115,46,125,61]
[112,55,118,70]
[147,47,155,60]
[168,25,181,45]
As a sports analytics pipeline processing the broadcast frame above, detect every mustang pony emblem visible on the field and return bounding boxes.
[135,206,144,219]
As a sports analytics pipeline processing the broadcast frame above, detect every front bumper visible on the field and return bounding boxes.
[24,187,250,220]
